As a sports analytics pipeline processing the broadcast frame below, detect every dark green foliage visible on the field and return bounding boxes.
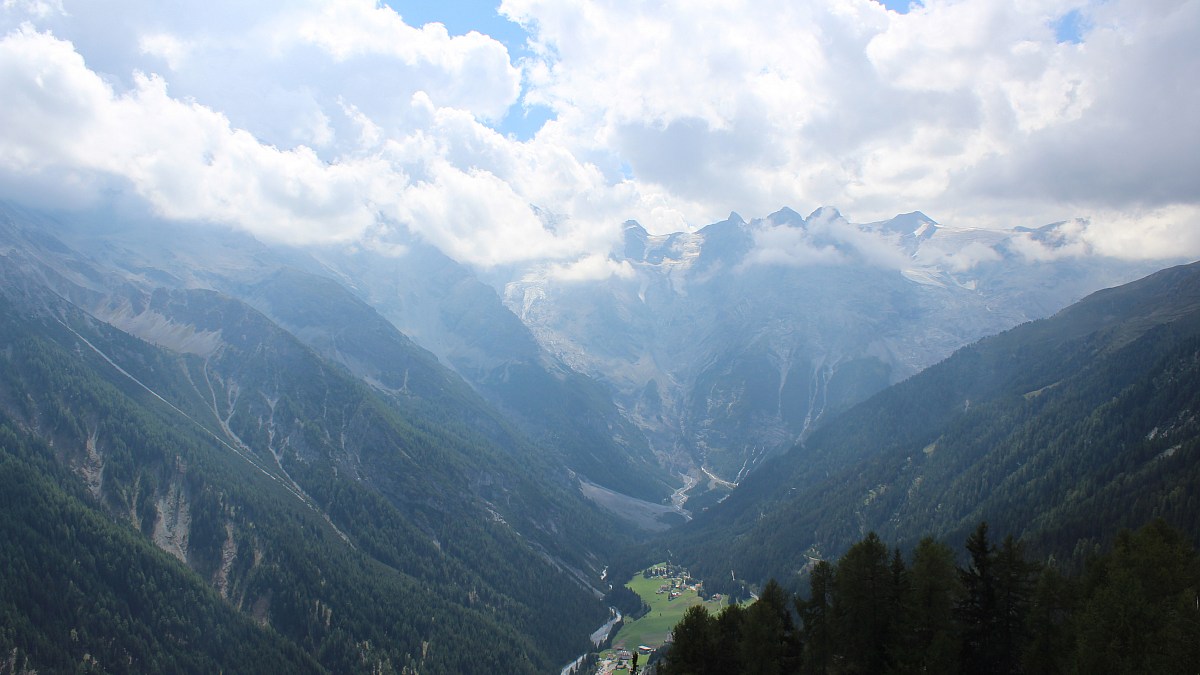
[957,524,1038,675]
[659,522,1200,675]
[831,533,896,673]
[797,561,834,675]
[905,537,961,673]
[658,589,800,675]
[1074,520,1200,674]
[0,424,320,674]
[1023,564,1075,675]
[607,584,651,620]
[710,603,746,674]
[739,579,801,675]
[661,605,717,675]
[0,278,614,671]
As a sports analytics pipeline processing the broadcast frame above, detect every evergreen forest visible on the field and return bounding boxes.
[658,520,1200,675]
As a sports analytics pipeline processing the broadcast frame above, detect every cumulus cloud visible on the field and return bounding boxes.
[1,0,62,19]
[0,0,1196,268]
[504,0,1199,257]
[1075,205,1200,260]
[744,225,847,268]
[544,253,636,282]
[0,26,384,243]
[137,32,191,71]
[920,237,1007,271]
[0,17,626,263]
[743,207,911,269]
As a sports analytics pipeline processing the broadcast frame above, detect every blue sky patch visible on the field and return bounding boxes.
[1052,9,1089,43]
[383,0,554,139]
[875,0,923,13]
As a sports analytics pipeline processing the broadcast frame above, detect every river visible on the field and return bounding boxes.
[560,606,623,675]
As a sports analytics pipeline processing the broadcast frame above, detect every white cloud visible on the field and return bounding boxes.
[744,224,847,268]
[929,238,1006,271]
[743,208,911,269]
[0,26,385,243]
[272,1,522,122]
[1,0,62,19]
[1077,205,1200,260]
[502,0,1199,257]
[0,0,1196,267]
[138,32,191,70]
[544,253,636,282]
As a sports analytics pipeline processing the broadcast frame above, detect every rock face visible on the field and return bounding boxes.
[503,207,1169,482]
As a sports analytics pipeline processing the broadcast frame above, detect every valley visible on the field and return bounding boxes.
[0,202,1196,673]
[581,564,734,675]
[0,2,1195,672]
[504,208,1168,484]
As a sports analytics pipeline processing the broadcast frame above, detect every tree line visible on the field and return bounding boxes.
[658,520,1200,674]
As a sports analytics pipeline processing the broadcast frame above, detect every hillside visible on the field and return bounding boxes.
[661,261,1200,589]
[0,212,624,671]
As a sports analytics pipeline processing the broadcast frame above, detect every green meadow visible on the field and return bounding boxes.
[607,565,732,652]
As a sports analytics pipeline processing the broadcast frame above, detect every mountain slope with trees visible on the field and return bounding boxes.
[657,521,1200,674]
[661,261,1200,590]
[0,212,626,671]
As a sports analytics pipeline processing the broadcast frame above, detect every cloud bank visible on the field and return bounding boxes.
[0,0,1196,267]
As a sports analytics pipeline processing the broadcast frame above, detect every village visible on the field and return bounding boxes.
[587,564,730,674]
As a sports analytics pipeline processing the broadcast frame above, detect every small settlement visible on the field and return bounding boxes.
[647,564,702,601]
[593,563,726,674]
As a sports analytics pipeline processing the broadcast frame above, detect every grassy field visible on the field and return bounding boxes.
[608,565,730,651]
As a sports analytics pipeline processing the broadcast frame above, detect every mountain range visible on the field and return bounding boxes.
[0,199,1191,672]
[504,206,1166,491]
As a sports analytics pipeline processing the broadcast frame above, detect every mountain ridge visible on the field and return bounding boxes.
[657,260,1200,591]
[503,206,1171,487]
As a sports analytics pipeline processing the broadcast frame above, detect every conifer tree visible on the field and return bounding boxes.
[740,579,800,675]
[958,522,1000,674]
[1076,520,1200,673]
[798,560,834,675]
[1023,564,1075,675]
[833,532,894,673]
[662,604,716,675]
[907,536,961,673]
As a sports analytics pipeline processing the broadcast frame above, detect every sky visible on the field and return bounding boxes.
[0,0,1197,268]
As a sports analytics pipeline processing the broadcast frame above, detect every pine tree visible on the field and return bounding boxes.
[1023,563,1075,675]
[661,604,716,675]
[798,560,834,675]
[832,532,894,673]
[740,579,800,675]
[907,537,961,673]
[712,604,745,674]
[958,522,999,675]
[958,523,1036,675]
[993,535,1038,674]
[1075,520,1200,674]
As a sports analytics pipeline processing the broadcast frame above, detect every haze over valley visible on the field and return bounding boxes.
[1,1,1198,673]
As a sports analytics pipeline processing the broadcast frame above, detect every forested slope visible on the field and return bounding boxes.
[0,241,614,671]
[657,521,1200,675]
[0,418,321,674]
[663,261,1200,589]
